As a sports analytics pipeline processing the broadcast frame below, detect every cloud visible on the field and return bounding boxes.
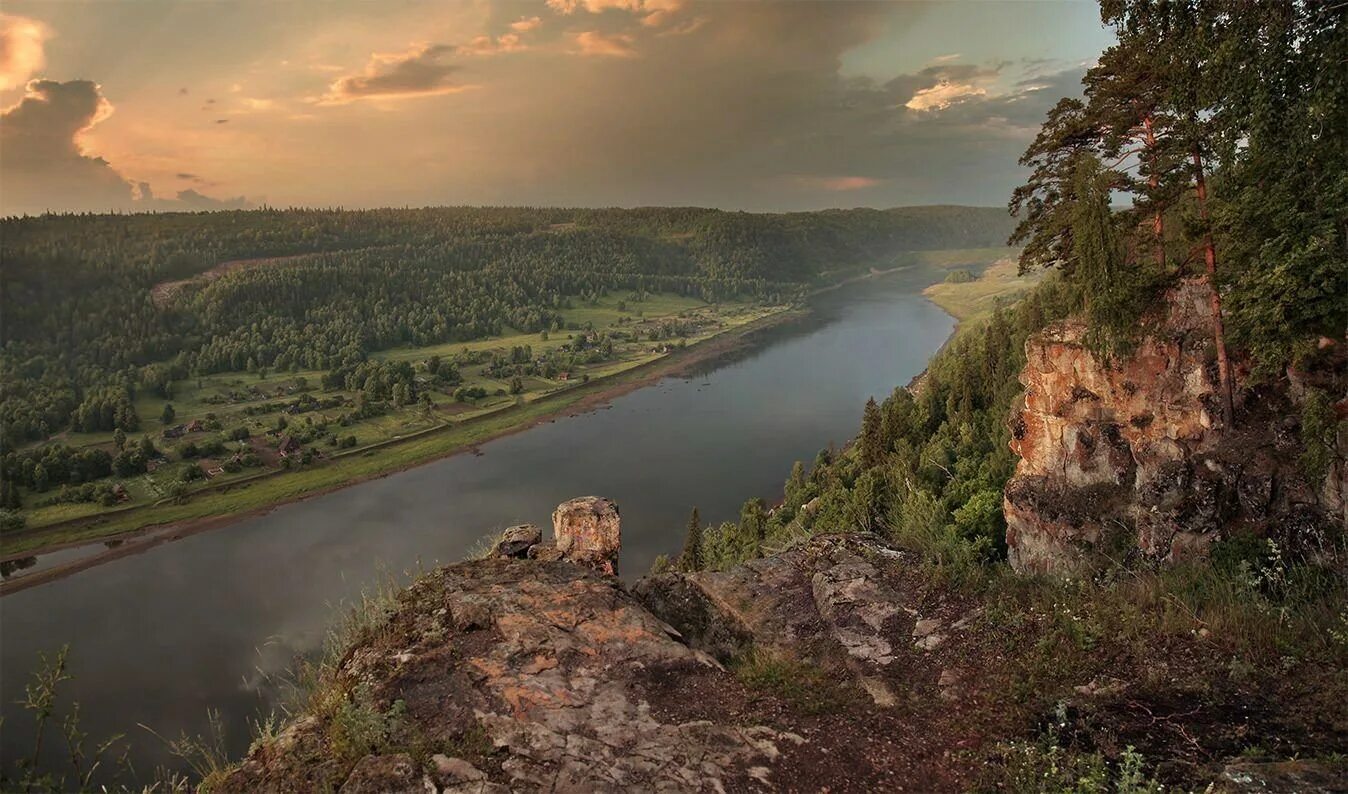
[458,33,526,56]
[0,79,132,214]
[793,175,883,192]
[546,0,684,28]
[0,79,253,216]
[573,30,637,58]
[891,63,1002,111]
[905,80,988,111]
[510,16,542,33]
[321,43,468,104]
[0,14,49,91]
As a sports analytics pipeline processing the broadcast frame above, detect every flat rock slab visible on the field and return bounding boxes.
[218,557,801,793]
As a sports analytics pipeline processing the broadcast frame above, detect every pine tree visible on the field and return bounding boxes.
[678,507,702,572]
[161,403,176,425]
[859,397,884,469]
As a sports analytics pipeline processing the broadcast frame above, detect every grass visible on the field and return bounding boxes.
[922,257,1042,326]
[733,646,844,715]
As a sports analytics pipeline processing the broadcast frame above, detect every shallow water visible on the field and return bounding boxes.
[0,270,955,781]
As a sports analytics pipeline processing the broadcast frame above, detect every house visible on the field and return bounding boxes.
[278,435,302,457]
[185,419,205,433]
[557,372,571,382]
[163,424,186,439]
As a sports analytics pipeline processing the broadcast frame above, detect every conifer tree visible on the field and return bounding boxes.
[859,397,884,469]
[678,508,702,573]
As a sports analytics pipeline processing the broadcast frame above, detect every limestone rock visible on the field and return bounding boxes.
[552,495,621,575]
[1217,759,1348,792]
[635,533,916,698]
[1003,279,1343,575]
[430,754,485,785]
[219,554,800,793]
[493,524,541,558]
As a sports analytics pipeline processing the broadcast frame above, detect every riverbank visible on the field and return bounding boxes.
[0,304,809,592]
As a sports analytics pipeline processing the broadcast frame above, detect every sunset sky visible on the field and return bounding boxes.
[0,1,1114,215]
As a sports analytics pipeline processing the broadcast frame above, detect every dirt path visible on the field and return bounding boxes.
[148,245,403,307]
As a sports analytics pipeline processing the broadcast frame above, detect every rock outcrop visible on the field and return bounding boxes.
[552,495,622,575]
[216,497,1346,792]
[1004,279,1345,574]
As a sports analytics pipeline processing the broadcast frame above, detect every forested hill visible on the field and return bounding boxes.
[0,205,1011,448]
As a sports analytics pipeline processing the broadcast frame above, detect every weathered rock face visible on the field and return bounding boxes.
[1004,279,1344,574]
[215,511,1346,792]
[551,495,621,575]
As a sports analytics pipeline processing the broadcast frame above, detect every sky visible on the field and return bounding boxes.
[0,1,1114,215]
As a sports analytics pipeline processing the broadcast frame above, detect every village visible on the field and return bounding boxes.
[3,291,783,542]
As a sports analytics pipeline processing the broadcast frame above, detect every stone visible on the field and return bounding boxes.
[430,754,486,785]
[339,753,426,794]
[552,495,621,575]
[220,555,800,792]
[1218,759,1348,792]
[526,542,564,562]
[493,524,541,558]
[937,668,960,701]
[912,619,942,638]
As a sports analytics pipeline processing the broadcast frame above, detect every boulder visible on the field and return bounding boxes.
[552,495,621,575]
[493,524,541,558]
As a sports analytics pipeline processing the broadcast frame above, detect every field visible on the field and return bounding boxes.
[921,255,1041,325]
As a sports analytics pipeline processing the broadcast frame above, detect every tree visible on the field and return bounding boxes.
[112,428,126,451]
[32,463,48,493]
[859,397,884,469]
[678,508,703,572]
[161,403,176,425]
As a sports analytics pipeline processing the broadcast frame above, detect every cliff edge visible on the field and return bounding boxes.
[1004,279,1347,575]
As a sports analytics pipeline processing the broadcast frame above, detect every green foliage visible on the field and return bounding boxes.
[678,507,703,572]
[1013,0,1345,377]
[991,703,1163,793]
[737,276,1077,573]
[733,647,841,715]
[328,693,408,769]
[1299,387,1339,487]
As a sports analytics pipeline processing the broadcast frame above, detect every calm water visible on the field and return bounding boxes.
[0,271,954,781]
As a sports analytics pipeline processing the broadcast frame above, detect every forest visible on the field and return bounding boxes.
[0,205,1011,450]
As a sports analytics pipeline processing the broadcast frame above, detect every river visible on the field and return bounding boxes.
[0,269,956,782]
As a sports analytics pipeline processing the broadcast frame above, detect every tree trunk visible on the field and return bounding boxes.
[1191,146,1236,427]
[1143,115,1165,268]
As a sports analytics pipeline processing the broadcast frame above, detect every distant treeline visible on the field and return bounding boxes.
[0,205,1013,448]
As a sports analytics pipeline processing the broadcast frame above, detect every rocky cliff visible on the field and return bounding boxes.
[216,496,1347,793]
[1004,279,1347,575]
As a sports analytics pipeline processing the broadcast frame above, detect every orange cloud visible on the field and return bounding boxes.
[321,44,469,104]
[794,175,883,192]
[547,0,684,28]
[459,33,526,56]
[510,16,543,32]
[0,14,50,91]
[905,80,989,112]
[573,30,637,58]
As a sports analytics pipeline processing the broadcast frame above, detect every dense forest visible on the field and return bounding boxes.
[0,205,1012,450]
